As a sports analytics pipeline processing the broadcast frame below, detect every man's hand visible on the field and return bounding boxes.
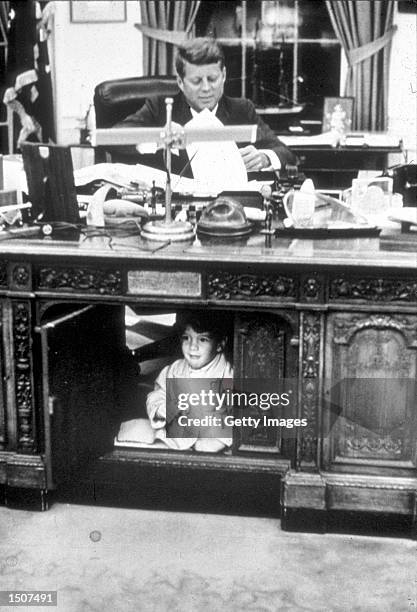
[239,145,269,172]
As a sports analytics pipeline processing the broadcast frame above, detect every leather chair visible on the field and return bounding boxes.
[94,75,179,129]
[93,76,179,163]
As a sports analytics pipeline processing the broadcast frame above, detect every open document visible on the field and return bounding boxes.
[184,108,248,193]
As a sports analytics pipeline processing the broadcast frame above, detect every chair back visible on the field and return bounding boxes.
[94,76,179,128]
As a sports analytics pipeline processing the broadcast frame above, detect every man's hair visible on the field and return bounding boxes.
[175,37,225,79]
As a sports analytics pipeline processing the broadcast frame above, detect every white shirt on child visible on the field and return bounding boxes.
[146,353,233,450]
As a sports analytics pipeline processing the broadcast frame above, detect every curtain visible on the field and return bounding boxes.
[326,0,396,131]
[2,0,55,152]
[0,2,10,150]
[0,2,9,66]
[137,1,201,75]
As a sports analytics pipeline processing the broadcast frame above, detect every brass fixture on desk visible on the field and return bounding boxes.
[140,98,194,242]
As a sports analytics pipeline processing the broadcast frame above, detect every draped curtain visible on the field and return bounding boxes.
[326,0,396,131]
[1,1,11,151]
[0,2,10,149]
[137,1,201,76]
[0,2,9,55]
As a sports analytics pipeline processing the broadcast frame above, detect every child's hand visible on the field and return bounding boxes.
[151,404,166,429]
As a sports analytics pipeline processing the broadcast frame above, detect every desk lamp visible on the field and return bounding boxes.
[93,98,256,241]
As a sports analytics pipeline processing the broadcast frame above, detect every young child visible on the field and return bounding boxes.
[116,311,233,452]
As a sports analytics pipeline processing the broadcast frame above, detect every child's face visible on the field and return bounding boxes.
[181,325,223,370]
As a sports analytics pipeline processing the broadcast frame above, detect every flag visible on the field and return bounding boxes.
[1,0,55,152]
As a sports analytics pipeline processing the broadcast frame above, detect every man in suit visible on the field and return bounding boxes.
[115,37,297,177]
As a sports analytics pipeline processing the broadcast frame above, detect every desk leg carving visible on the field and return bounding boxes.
[12,301,36,453]
[281,311,326,530]
[298,311,324,470]
[0,301,4,449]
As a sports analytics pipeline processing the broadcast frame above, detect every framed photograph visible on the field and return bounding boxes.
[70,1,127,24]
[322,97,354,134]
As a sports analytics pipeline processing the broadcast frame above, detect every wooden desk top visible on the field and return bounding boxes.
[0,227,415,273]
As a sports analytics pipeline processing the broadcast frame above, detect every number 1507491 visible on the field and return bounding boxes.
[0,591,57,606]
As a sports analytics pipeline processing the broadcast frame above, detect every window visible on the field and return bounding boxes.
[196,0,341,130]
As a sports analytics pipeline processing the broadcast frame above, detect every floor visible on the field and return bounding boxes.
[0,502,415,612]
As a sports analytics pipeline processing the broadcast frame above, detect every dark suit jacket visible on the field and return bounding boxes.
[111,93,297,176]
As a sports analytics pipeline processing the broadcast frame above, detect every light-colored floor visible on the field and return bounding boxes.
[0,503,415,612]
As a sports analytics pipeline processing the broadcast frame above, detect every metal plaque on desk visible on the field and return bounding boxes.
[127,270,202,297]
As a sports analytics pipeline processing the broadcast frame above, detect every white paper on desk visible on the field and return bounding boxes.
[73,163,152,188]
[359,132,401,148]
[73,162,196,192]
[184,109,248,193]
[279,132,335,147]
[2,154,27,198]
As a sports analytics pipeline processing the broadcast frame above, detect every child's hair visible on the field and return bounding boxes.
[175,310,232,344]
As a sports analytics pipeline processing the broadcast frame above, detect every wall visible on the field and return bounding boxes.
[52,0,142,145]
[388,5,417,161]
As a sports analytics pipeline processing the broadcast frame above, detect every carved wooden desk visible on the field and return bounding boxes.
[0,229,416,532]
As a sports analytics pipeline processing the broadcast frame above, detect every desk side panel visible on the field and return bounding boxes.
[324,312,417,474]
